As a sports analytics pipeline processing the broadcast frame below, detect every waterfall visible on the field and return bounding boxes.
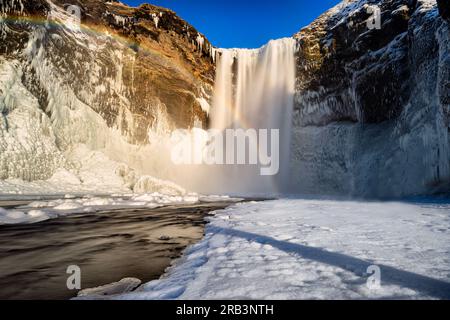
[211,38,296,134]
[174,38,296,196]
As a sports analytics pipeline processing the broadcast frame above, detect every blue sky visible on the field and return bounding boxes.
[122,0,341,48]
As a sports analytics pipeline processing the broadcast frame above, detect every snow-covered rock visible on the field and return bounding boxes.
[291,0,450,198]
[0,192,238,225]
[0,0,216,194]
[0,207,53,224]
[77,278,142,298]
[133,176,186,196]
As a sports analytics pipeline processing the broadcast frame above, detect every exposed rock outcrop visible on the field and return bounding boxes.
[437,0,449,21]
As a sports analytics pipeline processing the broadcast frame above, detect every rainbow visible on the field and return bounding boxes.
[0,14,174,59]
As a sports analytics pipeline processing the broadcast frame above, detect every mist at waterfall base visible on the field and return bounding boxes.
[172,38,296,197]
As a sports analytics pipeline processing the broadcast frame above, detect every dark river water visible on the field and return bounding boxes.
[0,201,232,300]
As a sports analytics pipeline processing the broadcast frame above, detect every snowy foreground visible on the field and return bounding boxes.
[113,199,450,300]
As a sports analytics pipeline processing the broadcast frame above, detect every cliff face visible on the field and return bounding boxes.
[437,0,449,21]
[0,0,215,191]
[291,0,450,197]
[2,0,215,142]
[1,0,448,198]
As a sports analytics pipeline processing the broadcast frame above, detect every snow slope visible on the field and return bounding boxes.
[114,198,450,300]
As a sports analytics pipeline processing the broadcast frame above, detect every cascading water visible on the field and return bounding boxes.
[175,38,296,196]
[211,38,296,134]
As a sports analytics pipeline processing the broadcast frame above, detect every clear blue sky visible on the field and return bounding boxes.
[122,0,341,48]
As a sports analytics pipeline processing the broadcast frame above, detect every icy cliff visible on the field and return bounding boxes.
[1,0,448,198]
[291,0,450,198]
[0,0,215,194]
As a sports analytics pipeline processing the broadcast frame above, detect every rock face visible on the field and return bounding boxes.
[437,0,450,21]
[0,0,215,188]
[1,0,448,198]
[291,0,450,197]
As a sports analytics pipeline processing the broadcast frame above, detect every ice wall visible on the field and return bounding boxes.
[0,0,213,194]
[290,0,450,198]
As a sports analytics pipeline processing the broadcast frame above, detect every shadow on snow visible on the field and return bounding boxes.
[210,226,450,300]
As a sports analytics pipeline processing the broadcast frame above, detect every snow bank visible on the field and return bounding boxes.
[133,176,186,196]
[0,207,54,224]
[0,193,239,225]
[114,198,450,300]
[78,278,142,298]
[0,142,192,197]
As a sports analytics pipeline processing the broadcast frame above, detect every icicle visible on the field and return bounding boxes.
[196,33,205,52]
[151,13,160,28]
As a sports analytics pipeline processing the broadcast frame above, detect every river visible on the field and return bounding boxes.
[0,200,233,300]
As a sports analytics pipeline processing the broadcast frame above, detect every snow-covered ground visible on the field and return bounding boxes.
[114,198,450,300]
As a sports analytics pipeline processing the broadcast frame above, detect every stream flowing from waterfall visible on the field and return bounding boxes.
[177,38,296,196]
[0,200,234,299]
